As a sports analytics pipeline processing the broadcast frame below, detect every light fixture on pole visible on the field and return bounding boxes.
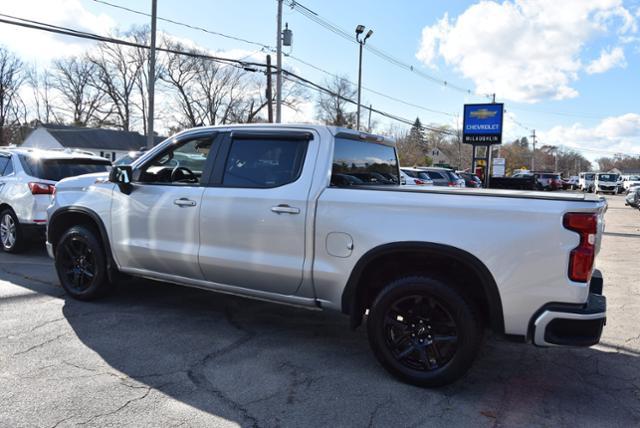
[355,25,373,131]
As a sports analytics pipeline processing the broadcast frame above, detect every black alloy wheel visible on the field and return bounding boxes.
[367,276,483,387]
[58,236,97,293]
[382,294,458,371]
[55,226,111,300]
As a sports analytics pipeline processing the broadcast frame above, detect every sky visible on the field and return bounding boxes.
[0,0,639,162]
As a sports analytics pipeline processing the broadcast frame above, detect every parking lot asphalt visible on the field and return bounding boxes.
[1,195,639,428]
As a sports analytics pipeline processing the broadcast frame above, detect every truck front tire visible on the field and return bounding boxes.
[367,276,483,387]
[54,225,111,300]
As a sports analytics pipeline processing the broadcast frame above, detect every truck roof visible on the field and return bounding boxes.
[175,124,396,147]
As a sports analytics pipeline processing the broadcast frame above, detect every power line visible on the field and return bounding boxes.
[0,13,455,136]
[281,72,457,135]
[285,0,492,99]
[91,0,274,51]
[0,13,264,70]
[92,0,458,120]
[286,53,457,118]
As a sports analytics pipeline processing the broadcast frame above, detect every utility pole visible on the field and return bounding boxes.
[266,55,273,123]
[275,0,283,123]
[530,129,536,171]
[367,104,372,132]
[554,149,559,173]
[146,0,157,149]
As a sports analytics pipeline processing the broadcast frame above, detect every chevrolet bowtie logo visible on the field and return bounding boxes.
[470,109,497,119]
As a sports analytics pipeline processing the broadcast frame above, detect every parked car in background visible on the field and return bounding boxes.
[400,168,434,186]
[0,148,111,252]
[456,171,482,188]
[564,176,579,190]
[579,172,595,192]
[625,187,640,208]
[623,175,640,192]
[417,167,465,187]
[626,183,640,196]
[594,173,619,194]
[511,171,562,191]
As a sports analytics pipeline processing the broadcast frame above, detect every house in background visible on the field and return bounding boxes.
[21,124,164,162]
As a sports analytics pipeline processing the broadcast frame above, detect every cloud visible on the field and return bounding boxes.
[416,0,637,103]
[539,113,640,158]
[0,0,116,62]
[586,46,626,74]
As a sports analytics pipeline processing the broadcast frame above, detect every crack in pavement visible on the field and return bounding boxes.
[13,333,67,356]
[76,386,155,426]
[186,306,260,428]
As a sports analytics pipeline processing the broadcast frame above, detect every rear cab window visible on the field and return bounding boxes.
[20,156,111,182]
[331,138,399,186]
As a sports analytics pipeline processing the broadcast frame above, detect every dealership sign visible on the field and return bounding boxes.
[463,103,504,145]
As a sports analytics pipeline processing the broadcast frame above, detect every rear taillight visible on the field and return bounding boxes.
[448,182,455,187]
[414,179,425,185]
[563,213,598,282]
[28,182,55,195]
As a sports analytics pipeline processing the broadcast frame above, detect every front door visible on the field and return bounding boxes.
[110,133,217,280]
[198,131,317,295]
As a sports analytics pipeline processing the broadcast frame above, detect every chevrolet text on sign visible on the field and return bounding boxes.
[463,103,504,145]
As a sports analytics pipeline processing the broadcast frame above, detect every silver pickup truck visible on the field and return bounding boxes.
[46,125,607,387]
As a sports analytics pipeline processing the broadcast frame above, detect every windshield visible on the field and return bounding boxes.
[597,174,617,181]
[628,175,640,181]
[584,173,595,180]
[20,156,111,181]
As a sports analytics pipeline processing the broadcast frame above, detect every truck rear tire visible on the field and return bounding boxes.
[54,225,111,300]
[367,276,483,387]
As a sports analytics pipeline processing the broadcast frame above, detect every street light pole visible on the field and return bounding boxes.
[146,0,157,149]
[355,25,373,131]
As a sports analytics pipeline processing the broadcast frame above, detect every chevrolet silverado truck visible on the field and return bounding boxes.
[46,125,607,387]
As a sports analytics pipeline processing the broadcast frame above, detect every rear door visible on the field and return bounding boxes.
[198,130,317,295]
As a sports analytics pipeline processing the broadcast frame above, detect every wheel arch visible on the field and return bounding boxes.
[48,207,118,280]
[341,241,505,334]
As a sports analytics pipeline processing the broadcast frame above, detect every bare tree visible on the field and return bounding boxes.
[315,75,356,128]
[51,56,110,127]
[0,47,25,145]
[89,30,145,131]
[27,65,58,125]
[159,41,201,128]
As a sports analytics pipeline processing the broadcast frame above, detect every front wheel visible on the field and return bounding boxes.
[55,225,111,300]
[367,276,483,387]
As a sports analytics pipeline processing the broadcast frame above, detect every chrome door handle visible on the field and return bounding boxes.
[271,204,300,215]
[174,198,197,207]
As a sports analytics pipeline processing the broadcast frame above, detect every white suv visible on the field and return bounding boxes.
[0,148,111,252]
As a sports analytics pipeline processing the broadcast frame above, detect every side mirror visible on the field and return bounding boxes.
[109,165,133,195]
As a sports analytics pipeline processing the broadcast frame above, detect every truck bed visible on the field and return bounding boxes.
[360,185,602,203]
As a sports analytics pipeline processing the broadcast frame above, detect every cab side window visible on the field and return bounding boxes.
[137,137,214,185]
